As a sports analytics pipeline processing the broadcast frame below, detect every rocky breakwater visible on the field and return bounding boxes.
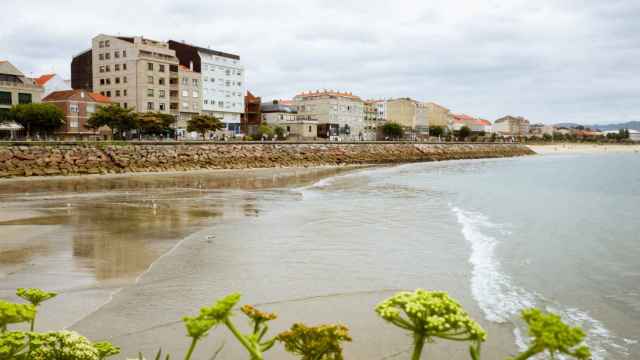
[0,142,535,178]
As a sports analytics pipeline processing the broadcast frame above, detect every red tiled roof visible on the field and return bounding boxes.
[295,90,362,101]
[42,90,112,103]
[35,74,55,86]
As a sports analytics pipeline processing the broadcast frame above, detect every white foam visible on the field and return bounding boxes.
[452,206,536,322]
[452,206,631,359]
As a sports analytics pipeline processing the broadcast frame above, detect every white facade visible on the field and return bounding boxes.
[293,90,365,140]
[199,52,245,134]
[36,74,71,96]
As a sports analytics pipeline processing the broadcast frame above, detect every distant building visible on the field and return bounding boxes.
[529,123,554,137]
[241,91,262,136]
[450,114,491,133]
[494,115,530,136]
[629,130,640,142]
[175,65,202,137]
[42,89,111,139]
[71,49,93,91]
[293,90,364,140]
[423,102,451,129]
[386,98,429,131]
[34,74,71,96]
[168,40,245,136]
[261,100,317,140]
[363,100,378,140]
[374,100,387,122]
[0,61,44,117]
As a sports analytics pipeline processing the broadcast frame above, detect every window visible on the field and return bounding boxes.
[158,78,165,85]
[181,78,188,85]
[211,78,215,83]
[123,63,127,70]
[99,66,105,73]
[204,99,208,104]
[218,101,224,107]
[106,78,111,85]
[123,76,127,83]
[159,90,165,98]
[106,91,111,97]
[115,77,120,84]
[192,103,198,111]
[182,90,188,97]
[105,40,110,47]
[147,62,154,71]
[159,103,166,111]
[238,81,242,86]
[99,40,104,48]
[237,70,242,76]
[122,50,126,58]
[309,126,312,132]
[159,64,165,72]
[87,104,96,113]
[148,76,154,84]
[147,89,154,97]
[105,65,110,72]
[192,79,198,86]
[100,91,105,96]
[105,52,110,60]
[115,90,121,97]
[147,102,154,110]
[123,102,128,108]
[114,51,120,58]
[70,118,79,128]
[225,69,230,76]
[100,79,105,85]
[17,93,31,104]
[192,91,198,98]
[225,80,230,86]
[170,103,178,110]
[99,53,104,60]
[123,89,127,96]
[182,102,189,109]
[115,64,120,71]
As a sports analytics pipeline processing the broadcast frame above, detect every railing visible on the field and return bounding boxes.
[0,81,42,90]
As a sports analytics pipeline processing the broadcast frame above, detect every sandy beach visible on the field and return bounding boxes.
[529,143,640,155]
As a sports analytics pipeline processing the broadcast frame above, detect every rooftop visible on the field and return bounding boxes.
[295,90,362,101]
[43,89,112,103]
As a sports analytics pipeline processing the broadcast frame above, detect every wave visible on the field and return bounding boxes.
[452,206,631,359]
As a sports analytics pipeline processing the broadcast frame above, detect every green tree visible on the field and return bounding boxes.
[7,103,65,139]
[274,125,286,140]
[382,122,404,140]
[429,126,445,137]
[542,133,553,141]
[458,126,472,140]
[256,123,274,140]
[137,112,176,137]
[87,104,139,139]
[187,114,224,140]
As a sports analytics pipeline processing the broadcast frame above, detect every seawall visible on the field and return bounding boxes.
[0,142,535,178]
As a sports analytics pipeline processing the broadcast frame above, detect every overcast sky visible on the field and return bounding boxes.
[2,0,639,124]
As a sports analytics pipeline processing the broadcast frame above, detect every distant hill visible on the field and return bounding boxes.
[554,121,640,131]
[590,121,640,131]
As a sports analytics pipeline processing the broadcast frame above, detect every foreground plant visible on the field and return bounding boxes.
[16,288,57,331]
[376,289,486,360]
[0,300,35,332]
[511,308,591,360]
[277,323,352,360]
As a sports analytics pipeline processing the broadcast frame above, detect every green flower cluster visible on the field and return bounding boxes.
[28,331,101,360]
[376,289,486,341]
[0,300,36,331]
[0,331,28,359]
[276,323,352,360]
[16,288,58,307]
[94,341,121,359]
[199,293,241,322]
[512,308,591,360]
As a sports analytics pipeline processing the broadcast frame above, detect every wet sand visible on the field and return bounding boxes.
[1,164,518,359]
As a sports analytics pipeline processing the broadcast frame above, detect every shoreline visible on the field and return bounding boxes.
[529,143,640,155]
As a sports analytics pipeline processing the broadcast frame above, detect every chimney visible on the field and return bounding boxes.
[80,91,85,98]
[189,61,193,71]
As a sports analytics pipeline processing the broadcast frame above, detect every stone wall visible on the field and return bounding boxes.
[0,142,535,178]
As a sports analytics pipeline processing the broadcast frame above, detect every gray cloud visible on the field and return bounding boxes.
[1,0,639,124]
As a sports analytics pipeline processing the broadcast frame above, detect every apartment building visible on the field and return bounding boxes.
[168,41,245,136]
[424,102,451,128]
[450,114,493,133]
[374,100,387,122]
[261,100,317,140]
[363,100,378,140]
[0,61,44,117]
[494,115,530,136]
[72,35,180,115]
[241,91,262,136]
[293,90,364,140]
[173,65,202,135]
[386,98,429,130]
[42,89,111,139]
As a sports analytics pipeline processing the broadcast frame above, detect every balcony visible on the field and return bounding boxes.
[0,80,42,90]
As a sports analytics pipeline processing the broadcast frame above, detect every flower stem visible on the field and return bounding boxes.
[512,346,539,360]
[184,338,198,360]
[412,333,426,360]
[30,318,35,332]
[224,318,262,360]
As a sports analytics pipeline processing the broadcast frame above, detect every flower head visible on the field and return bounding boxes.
[519,308,591,359]
[16,288,57,307]
[0,300,36,329]
[241,305,277,324]
[0,331,28,358]
[183,315,217,340]
[375,289,487,342]
[28,331,100,360]
[93,341,120,359]
[277,323,352,360]
[200,293,241,322]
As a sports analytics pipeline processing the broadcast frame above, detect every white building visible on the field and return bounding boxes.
[34,74,71,96]
[168,41,245,136]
